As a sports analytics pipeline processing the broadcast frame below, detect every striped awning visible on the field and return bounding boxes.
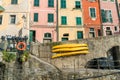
[0,6,5,11]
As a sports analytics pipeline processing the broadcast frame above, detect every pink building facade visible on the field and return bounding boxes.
[30,0,57,43]
[100,0,119,36]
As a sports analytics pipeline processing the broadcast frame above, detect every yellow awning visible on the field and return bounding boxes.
[0,6,5,11]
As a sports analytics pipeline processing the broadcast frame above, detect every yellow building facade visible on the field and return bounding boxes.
[0,0,30,38]
[58,0,84,41]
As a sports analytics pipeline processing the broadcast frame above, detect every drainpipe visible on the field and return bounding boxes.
[115,0,120,33]
[56,0,59,41]
[98,0,103,36]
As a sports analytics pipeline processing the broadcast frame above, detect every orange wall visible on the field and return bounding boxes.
[82,0,101,26]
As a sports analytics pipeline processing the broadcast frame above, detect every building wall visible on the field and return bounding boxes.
[58,0,84,41]
[30,0,57,43]
[0,0,30,37]
[100,0,119,36]
[82,0,101,38]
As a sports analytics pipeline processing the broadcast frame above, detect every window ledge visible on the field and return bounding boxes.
[91,18,96,21]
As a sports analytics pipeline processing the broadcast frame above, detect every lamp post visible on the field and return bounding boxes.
[21,15,27,37]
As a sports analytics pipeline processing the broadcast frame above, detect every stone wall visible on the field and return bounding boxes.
[30,35,120,80]
[30,35,120,70]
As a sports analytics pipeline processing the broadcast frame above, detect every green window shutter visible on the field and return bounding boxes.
[29,31,33,42]
[62,38,68,41]
[76,17,82,25]
[110,0,114,2]
[61,0,66,8]
[90,8,96,18]
[75,1,81,9]
[11,0,18,4]
[77,31,83,39]
[0,15,2,24]
[48,0,54,7]
[34,0,39,6]
[61,16,67,25]
[109,10,113,23]
[101,9,106,22]
[34,13,38,22]
[48,14,54,22]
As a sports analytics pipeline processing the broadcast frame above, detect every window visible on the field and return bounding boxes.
[77,31,83,39]
[48,14,54,22]
[75,1,81,9]
[48,0,54,7]
[10,15,16,24]
[11,0,18,4]
[34,13,38,22]
[34,0,39,6]
[62,37,68,41]
[106,27,112,35]
[98,29,101,36]
[44,33,51,38]
[101,9,113,23]
[61,0,66,8]
[43,33,52,43]
[61,16,67,25]
[110,0,114,2]
[76,17,82,25]
[90,8,96,18]
[0,15,2,24]
[89,28,95,37]
[114,26,117,31]
[63,33,69,36]
[106,10,113,23]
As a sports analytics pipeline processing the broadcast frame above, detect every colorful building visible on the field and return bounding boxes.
[0,0,30,38]
[58,0,84,41]
[82,0,101,38]
[100,0,119,36]
[30,0,57,43]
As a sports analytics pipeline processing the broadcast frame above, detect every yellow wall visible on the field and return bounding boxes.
[0,0,30,37]
[58,0,84,41]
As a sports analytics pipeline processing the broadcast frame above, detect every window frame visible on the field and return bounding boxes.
[48,13,54,23]
[11,0,18,4]
[34,13,39,22]
[77,31,83,39]
[75,1,81,9]
[0,15,3,25]
[89,7,96,18]
[34,0,39,7]
[89,28,95,37]
[76,17,82,25]
[61,16,67,25]
[61,0,66,8]
[10,15,16,24]
[48,0,54,7]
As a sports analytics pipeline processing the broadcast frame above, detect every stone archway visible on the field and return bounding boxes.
[107,46,120,69]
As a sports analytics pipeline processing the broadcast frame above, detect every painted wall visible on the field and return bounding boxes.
[0,0,30,38]
[100,0,119,36]
[82,0,101,38]
[30,0,57,43]
[58,0,84,41]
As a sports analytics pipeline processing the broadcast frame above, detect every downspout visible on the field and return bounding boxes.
[115,0,120,33]
[98,0,103,36]
[56,0,59,41]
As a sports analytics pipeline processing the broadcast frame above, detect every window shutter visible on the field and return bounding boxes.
[101,9,106,22]
[34,13,38,22]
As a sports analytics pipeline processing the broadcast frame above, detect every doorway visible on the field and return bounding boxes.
[29,30,36,42]
[107,46,120,69]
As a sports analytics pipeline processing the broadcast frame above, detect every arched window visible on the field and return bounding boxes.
[44,33,51,38]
